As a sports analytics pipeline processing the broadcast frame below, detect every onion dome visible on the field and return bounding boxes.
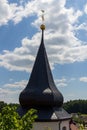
[19,25,64,109]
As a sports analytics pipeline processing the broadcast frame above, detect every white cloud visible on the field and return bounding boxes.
[0,79,28,103]
[0,0,12,25]
[0,0,87,72]
[0,45,35,72]
[0,0,19,26]
[4,80,27,89]
[84,4,87,14]
[0,87,20,103]
[55,78,67,87]
[0,0,83,25]
[79,77,87,82]
[0,0,35,25]
[75,22,87,31]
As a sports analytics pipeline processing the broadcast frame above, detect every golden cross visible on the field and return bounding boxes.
[41,10,45,22]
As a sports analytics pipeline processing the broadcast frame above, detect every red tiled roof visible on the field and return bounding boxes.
[70,124,79,130]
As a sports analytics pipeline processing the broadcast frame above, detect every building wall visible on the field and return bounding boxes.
[32,120,70,130]
[60,120,70,130]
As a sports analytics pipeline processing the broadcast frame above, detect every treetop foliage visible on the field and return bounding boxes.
[0,103,37,130]
[63,99,87,114]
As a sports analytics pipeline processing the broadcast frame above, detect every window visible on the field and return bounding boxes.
[62,126,66,130]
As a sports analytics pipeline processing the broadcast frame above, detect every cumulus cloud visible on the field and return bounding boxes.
[75,22,87,31]
[79,77,87,82]
[0,0,35,25]
[0,0,12,25]
[55,78,67,87]
[4,80,27,89]
[0,32,41,72]
[84,4,87,14]
[0,0,87,72]
[0,87,20,103]
[0,0,21,26]
[0,79,28,103]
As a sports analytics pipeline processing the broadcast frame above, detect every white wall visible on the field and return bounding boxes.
[32,120,70,130]
[60,120,70,130]
[33,122,60,130]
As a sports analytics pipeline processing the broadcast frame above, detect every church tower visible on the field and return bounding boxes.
[18,21,71,130]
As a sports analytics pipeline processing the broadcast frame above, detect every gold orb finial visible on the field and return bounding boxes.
[40,10,46,30]
[40,24,45,30]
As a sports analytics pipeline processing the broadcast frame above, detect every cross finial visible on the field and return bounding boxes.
[41,10,45,23]
[40,10,45,30]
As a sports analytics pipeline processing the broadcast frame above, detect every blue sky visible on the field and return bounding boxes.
[0,0,87,103]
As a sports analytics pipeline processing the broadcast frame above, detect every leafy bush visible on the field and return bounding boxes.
[0,105,37,130]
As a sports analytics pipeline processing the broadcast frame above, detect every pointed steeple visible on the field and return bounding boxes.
[19,25,63,109]
[18,22,71,121]
[18,11,71,125]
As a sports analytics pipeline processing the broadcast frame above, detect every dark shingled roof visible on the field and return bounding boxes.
[18,107,71,121]
[18,27,71,121]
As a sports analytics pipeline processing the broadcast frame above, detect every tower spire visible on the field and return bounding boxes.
[19,10,63,109]
[17,11,72,122]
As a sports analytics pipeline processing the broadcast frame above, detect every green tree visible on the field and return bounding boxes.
[0,105,37,130]
[0,101,7,112]
[21,108,37,130]
[79,124,84,130]
[63,99,87,114]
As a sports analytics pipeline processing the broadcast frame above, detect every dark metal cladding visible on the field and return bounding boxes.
[19,29,64,109]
